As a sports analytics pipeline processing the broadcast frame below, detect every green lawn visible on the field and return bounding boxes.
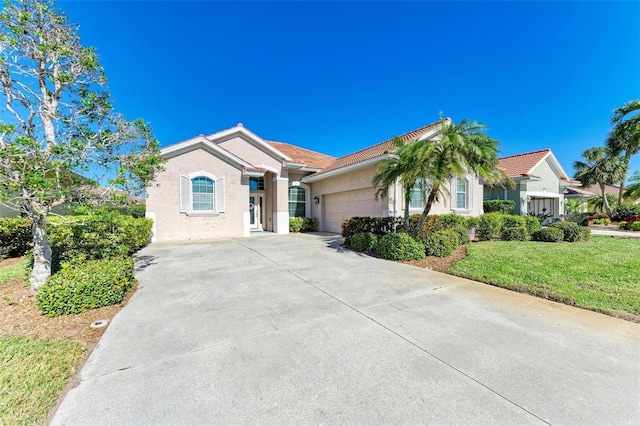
[449,236,640,315]
[0,260,27,283]
[0,338,85,426]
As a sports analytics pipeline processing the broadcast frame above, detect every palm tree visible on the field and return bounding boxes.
[608,99,640,205]
[403,117,506,237]
[623,171,640,201]
[574,147,625,217]
[588,193,618,214]
[373,137,423,232]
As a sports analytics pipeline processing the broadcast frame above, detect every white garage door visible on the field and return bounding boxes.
[322,189,386,233]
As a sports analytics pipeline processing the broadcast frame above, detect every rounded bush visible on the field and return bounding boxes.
[531,228,563,242]
[551,222,584,242]
[350,232,378,252]
[0,217,32,258]
[423,231,456,257]
[500,226,528,241]
[451,224,471,245]
[477,213,504,241]
[524,215,541,235]
[376,233,425,261]
[632,221,640,231]
[37,258,135,317]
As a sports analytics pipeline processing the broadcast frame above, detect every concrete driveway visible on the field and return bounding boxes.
[52,233,640,425]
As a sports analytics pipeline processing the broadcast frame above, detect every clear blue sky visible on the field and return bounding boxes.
[60,0,640,178]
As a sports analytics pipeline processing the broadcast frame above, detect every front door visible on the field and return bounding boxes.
[249,194,263,230]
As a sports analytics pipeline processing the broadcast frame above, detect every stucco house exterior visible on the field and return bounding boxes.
[146,120,485,242]
[484,149,580,216]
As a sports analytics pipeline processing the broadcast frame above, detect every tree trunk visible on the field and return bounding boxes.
[618,152,631,206]
[29,211,52,291]
[600,182,612,218]
[403,184,411,233]
[411,183,440,238]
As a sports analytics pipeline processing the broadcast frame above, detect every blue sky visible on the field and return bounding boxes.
[60,0,640,178]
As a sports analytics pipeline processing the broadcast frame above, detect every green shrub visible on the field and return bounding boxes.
[619,216,640,229]
[499,215,527,241]
[611,205,640,222]
[580,227,592,241]
[0,218,32,259]
[618,221,627,229]
[47,212,152,272]
[551,222,585,242]
[289,217,304,232]
[341,216,404,241]
[36,258,135,317]
[531,228,563,242]
[439,214,468,229]
[423,231,457,257]
[524,215,541,235]
[449,224,471,245]
[477,213,504,241]
[350,232,378,252]
[466,216,480,229]
[376,233,425,261]
[632,222,640,231]
[592,218,610,225]
[483,199,516,214]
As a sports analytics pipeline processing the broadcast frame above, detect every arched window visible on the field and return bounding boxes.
[288,187,306,217]
[179,172,225,214]
[192,177,214,211]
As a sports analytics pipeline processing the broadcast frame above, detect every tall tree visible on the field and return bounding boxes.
[574,147,624,217]
[623,171,640,202]
[608,99,640,205]
[0,0,164,290]
[373,137,430,232]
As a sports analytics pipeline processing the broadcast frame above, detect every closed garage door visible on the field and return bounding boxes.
[322,189,386,233]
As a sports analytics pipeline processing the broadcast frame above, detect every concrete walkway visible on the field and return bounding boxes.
[52,233,640,425]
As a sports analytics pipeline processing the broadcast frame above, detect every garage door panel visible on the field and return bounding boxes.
[322,189,385,233]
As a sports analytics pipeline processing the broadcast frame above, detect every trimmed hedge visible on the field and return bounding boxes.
[289,217,319,233]
[477,213,504,241]
[524,215,541,235]
[341,216,404,242]
[36,258,135,317]
[0,217,32,259]
[423,231,457,257]
[376,233,424,261]
[550,222,586,242]
[500,216,528,241]
[47,212,152,272]
[531,228,563,242]
[350,232,378,252]
[483,199,516,214]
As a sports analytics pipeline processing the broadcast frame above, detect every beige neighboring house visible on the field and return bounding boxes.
[146,119,485,242]
[484,149,581,216]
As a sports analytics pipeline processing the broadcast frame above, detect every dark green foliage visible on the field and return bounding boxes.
[524,215,541,235]
[350,232,378,252]
[423,231,457,257]
[611,205,640,222]
[289,217,319,233]
[581,227,592,241]
[500,215,527,241]
[376,233,425,261]
[36,258,135,317]
[46,212,152,273]
[550,222,587,242]
[531,228,564,242]
[0,218,32,258]
[439,213,468,228]
[632,222,640,231]
[477,213,504,241]
[617,215,640,229]
[466,216,480,229]
[528,212,552,222]
[449,225,471,245]
[341,216,404,242]
[483,199,516,214]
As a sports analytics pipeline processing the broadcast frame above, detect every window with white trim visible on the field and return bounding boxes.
[288,187,306,217]
[180,173,225,214]
[410,178,431,208]
[455,178,468,209]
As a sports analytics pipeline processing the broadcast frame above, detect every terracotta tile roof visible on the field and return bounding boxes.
[311,119,446,177]
[266,141,336,169]
[498,149,551,179]
[583,183,620,196]
[565,187,597,196]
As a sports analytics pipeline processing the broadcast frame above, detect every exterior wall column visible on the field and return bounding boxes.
[274,176,290,234]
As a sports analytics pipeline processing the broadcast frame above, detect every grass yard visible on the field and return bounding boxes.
[449,236,640,318]
[0,338,85,426]
[0,260,26,283]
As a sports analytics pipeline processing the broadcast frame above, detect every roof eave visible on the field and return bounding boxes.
[302,154,391,183]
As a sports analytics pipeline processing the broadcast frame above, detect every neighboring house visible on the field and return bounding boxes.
[564,183,622,212]
[147,119,484,242]
[484,149,580,216]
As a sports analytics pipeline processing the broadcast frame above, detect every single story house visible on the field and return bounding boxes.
[146,119,484,242]
[484,149,581,216]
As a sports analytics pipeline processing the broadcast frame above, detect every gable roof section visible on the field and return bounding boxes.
[206,124,294,163]
[303,119,446,183]
[498,148,579,185]
[266,141,336,170]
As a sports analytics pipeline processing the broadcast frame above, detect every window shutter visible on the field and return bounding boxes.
[215,177,225,212]
[180,175,190,212]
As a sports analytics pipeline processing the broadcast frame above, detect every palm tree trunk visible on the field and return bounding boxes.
[600,182,612,217]
[403,183,411,232]
[411,183,440,238]
[618,152,631,206]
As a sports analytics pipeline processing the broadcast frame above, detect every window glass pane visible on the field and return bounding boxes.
[410,178,426,209]
[288,187,305,217]
[192,177,214,211]
[456,179,466,209]
[249,177,264,191]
